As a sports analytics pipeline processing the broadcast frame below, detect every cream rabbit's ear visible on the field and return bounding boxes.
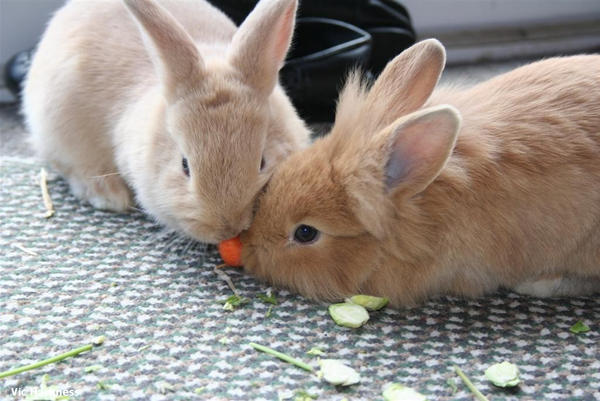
[364,39,446,131]
[123,0,204,100]
[228,0,297,95]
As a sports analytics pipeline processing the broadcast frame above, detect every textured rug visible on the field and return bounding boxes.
[1,157,599,401]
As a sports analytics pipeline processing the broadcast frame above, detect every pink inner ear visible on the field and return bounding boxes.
[272,1,296,68]
[384,109,459,193]
[385,127,432,189]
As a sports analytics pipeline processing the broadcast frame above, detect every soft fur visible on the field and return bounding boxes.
[241,39,600,307]
[23,0,309,243]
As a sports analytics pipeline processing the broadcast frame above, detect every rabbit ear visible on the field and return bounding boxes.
[123,0,204,100]
[380,105,461,197]
[228,0,297,95]
[345,105,459,239]
[364,39,446,131]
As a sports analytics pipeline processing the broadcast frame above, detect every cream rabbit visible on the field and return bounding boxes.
[23,0,309,243]
[240,39,600,306]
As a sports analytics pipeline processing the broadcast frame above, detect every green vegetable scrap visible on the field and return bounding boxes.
[294,390,318,400]
[306,347,325,357]
[249,342,314,372]
[92,336,106,346]
[265,305,274,318]
[84,365,102,373]
[570,320,590,334]
[219,294,249,311]
[484,361,520,388]
[453,365,490,401]
[155,381,174,394]
[318,359,360,386]
[24,375,70,401]
[0,337,104,379]
[96,381,111,391]
[382,383,427,401]
[257,293,278,305]
[349,295,389,311]
[446,378,458,394]
[328,303,369,328]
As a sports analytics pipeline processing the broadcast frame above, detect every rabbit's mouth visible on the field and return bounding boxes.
[238,236,255,269]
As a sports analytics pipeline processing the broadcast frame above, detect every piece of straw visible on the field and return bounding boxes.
[39,168,55,218]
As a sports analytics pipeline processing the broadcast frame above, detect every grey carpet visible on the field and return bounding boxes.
[1,157,599,400]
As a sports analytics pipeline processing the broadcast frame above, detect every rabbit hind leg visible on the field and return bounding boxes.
[513,276,600,298]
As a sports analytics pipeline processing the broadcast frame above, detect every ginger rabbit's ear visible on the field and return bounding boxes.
[345,105,460,239]
[228,0,297,95]
[380,105,461,197]
[365,39,447,131]
[123,0,204,100]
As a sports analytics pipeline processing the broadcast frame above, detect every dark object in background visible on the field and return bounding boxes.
[3,1,414,123]
[209,0,415,122]
[282,18,371,122]
[3,49,33,100]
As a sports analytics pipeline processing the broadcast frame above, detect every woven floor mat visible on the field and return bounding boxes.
[1,158,598,400]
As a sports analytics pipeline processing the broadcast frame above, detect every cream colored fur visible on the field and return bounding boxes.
[23,0,309,243]
[241,39,600,306]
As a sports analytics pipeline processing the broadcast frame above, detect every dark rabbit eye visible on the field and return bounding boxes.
[260,156,266,171]
[182,157,190,177]
[293,224,319,244]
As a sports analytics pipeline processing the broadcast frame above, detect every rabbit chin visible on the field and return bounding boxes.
[170,217,246,244]
[163,207,251,244]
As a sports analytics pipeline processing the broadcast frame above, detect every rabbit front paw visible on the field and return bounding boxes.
[68,174,133,212]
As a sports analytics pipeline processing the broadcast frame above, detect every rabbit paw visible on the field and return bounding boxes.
[68,174,133,212]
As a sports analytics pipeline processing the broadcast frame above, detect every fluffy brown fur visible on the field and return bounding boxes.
[241,39,600,306]
[23,0,309,243]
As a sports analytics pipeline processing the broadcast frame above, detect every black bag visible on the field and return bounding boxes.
[4,1,415,122]
[208,0,416,122]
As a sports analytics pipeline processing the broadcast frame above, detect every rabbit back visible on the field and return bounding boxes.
[414,55,600,296]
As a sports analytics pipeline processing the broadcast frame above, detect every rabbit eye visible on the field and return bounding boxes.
[293,224,320,244]
[260,156,266,171]
[182,157,190,177]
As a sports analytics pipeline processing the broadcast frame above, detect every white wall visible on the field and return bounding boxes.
[0,0,65,101]
[1,0,599,101]
[402,0,600,34]
[402,0,600,64]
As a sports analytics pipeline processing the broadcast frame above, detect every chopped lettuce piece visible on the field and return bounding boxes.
[319,359,360,386]
[484,361,520,388]
[349,295,389,310]
[383,383,427,401]
[328,303,369,328]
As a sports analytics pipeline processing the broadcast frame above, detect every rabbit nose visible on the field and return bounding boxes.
[221,216,252,240]
[220,227,241,241]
